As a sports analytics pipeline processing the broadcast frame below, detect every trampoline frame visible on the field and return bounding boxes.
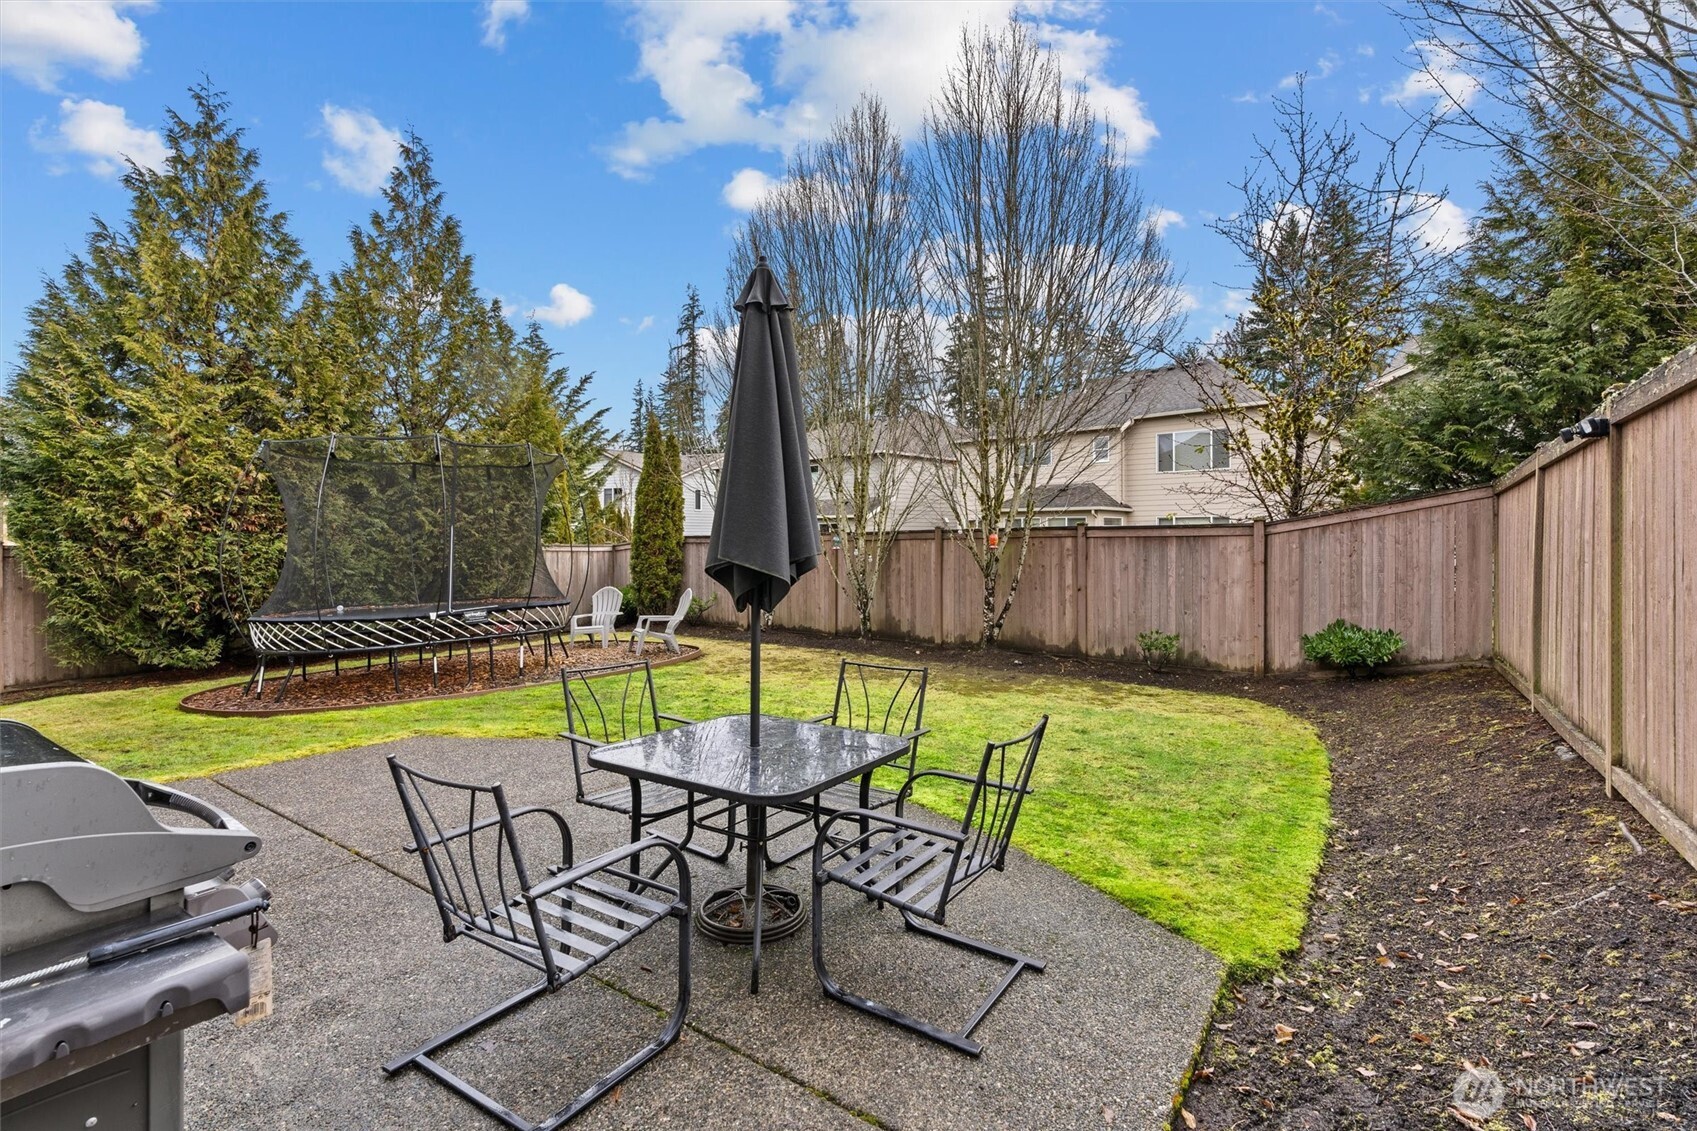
[222,434,592,703]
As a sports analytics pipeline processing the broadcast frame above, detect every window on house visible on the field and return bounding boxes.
[1092,434,1111,463]
[603,486,625,506]
[694,490,702,510]
[1019,442,1053,467]
[1157,514,1232,526]
[1102,516,1123,527]
[1156,428,1230,472]
[1045,515,1086,528]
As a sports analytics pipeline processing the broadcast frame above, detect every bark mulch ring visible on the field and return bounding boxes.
[179,641,701,716]
[688,627,1697,1130]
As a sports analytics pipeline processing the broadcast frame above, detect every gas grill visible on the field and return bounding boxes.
[0,721,276,1131]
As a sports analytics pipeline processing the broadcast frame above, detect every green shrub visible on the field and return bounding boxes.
[1137,629,1180,671]
[686,594,717,625]
[1300,619,1404,675]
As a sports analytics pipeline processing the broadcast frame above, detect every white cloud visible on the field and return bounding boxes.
[1168,285,1201,315]
[620,314,657,333]
[608,2,1157,178]
[1312,3,1344,25]
[1220,289,1252,317]
[481,0,528,50]
[1151,207,1185,236]
[1355,43,1374,58]
[0,0,152,90]
[1231,90,1260,105]
[531,283,594,326]
[1383,40,1482,110]
[722,167,780,211]
[320,104,401,195]
[1279,49,1341,89]
[32,97,167,176]
[1411,194,1471,252]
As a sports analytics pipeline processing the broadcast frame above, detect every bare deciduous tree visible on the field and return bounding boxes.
[913,20,1183,647]
[1405,0,1697,296]
[726,95,931,636]
[1178,83,1444,520]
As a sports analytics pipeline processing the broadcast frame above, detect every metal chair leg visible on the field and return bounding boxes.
[383,911,690,1131]
[811,883,1044,1057]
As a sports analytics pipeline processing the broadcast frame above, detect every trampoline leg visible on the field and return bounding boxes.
[518,638,526,674]
[334,654,340,677]
[467,645,474,684]
[487,640,495,680]
[245,662,263,698]
[431,646,440,690]
[390,650,401,694]
[366,652,373,671]
[273,659,296,703]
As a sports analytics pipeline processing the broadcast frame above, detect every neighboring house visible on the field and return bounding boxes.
[590,449,722,538]
[1057,362,1269,526]
[808,416,957,535]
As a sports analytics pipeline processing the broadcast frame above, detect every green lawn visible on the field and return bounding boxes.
[6,636,1329,976]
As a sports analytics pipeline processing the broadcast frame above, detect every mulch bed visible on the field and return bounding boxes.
[179,641,701,715]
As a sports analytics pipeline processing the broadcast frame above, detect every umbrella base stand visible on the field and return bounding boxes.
[695,884,807,944]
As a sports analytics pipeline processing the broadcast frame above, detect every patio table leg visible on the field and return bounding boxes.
[629,781,644,889]
[747,803,765,995]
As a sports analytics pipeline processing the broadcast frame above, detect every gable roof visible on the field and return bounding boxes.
[1072,361,1263,430]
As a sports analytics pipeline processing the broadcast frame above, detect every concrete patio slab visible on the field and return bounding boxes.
[192,736,1222,1130]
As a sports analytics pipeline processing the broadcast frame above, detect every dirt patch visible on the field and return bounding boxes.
[179,642,701,716]
[1179,670,1697,1130]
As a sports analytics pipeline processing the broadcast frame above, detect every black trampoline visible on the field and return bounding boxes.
[223,434,574,700]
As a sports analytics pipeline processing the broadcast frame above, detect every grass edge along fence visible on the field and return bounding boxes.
[1494,344,1697,871]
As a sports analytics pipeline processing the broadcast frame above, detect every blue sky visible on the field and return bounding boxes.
[0,1,1488,427]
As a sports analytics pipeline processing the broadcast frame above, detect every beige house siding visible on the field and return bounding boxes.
[1119,412,1264,523]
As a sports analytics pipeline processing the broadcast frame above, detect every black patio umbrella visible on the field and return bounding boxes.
[705,258,820,746]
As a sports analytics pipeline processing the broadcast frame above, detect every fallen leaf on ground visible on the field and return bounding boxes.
[1274,1023,1297,1043]
[1180,1108,1196,1129]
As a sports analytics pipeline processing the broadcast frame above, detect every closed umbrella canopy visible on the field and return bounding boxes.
[706,258,819,744]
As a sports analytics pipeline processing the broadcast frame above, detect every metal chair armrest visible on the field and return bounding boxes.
[897,767,1032,808]
[656,712,696,726]
[805,712,834,724]
[527,836,690,911]
[559,731,607,748]
[812,807,966,873]
[404,804,571,856]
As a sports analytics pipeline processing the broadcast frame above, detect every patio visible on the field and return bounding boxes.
[177,733,1225,1130]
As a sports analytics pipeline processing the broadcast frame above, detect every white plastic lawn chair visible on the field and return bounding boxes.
[632,589,692,655]
[568,585,623,648]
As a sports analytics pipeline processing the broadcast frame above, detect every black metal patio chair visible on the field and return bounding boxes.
[810,716,1048,1057]
[762,660,928,871]
[562,659,735,861]
[384,755,691,1130]
[805,659,929,814]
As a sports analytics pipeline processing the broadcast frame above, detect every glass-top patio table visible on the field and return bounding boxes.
[587,713,913,994]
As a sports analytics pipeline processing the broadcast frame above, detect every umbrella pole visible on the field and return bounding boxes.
[750,612,761,746]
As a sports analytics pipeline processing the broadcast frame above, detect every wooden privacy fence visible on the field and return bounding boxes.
[668,487,1497,674]
[1,544,140,694]
[543,542,630,606]
[1494,345,1697,869]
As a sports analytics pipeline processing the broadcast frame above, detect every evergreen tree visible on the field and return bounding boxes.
[481,321,615,542]
[1346,78,1697,498]
[0,83,333,667]
[659,284,706,448]
[627,415,684,612]
[328,130,498,435]
[626,380,648,450]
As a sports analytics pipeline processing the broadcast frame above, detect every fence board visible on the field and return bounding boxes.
[2,545,141,693]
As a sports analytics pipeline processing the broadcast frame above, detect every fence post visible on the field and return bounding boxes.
[1607,425,1624,796]
[1252,520,1268,675]
[1074,524,1088,655]
[1531,466,1546,699]
[933,527,945,645]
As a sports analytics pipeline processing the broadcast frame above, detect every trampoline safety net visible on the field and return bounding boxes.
[244,435,570,659]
